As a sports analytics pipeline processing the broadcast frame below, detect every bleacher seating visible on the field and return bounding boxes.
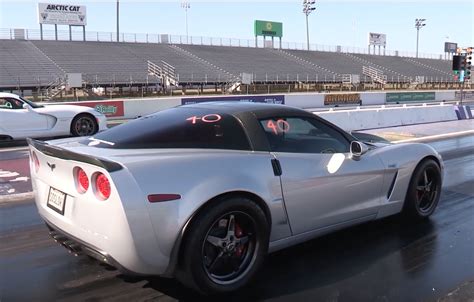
[0,40,63,87]
[0,39,454,88]
[121,43,230,82]
[178,45,320,82]
[32,40,147,85]
[351,54,451,81]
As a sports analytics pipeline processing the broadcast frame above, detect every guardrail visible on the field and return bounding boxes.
[0,28,446,60]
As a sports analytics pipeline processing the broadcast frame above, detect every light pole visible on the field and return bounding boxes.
[116,0,119,42]
[303,0,316,51]
[415,18,426,58]
[181,1,190,44]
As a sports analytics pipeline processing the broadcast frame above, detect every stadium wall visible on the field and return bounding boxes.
[56,89,468,130]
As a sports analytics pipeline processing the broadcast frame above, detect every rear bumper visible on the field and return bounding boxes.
[43,217,142,276]
[29,139,180,277]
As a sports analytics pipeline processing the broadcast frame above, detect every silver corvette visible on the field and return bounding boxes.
[28,102,443,294]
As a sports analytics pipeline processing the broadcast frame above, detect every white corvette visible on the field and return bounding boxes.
[0,93,107,140]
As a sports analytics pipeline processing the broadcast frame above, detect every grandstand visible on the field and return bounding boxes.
[0,35,461,97]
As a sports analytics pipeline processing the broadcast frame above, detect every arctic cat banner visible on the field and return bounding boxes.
[38,3,87,26]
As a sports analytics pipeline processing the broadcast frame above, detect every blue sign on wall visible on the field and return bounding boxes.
[181,95,285,105]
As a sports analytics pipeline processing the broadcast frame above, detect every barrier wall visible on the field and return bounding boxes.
[56,90,471,125]
[315,104,458,131]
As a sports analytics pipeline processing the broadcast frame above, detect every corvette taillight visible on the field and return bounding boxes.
[94,172,111,200]
[75,167,89,193]
[31,151,40,173]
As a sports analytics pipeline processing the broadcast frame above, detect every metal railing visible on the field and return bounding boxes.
[0,28,447,60]
[0,73,459,89]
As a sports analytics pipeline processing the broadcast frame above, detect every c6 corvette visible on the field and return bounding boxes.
[28,102,443,294]
[0,92,107,140]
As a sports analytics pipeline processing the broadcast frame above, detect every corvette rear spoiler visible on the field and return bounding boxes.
[27,138,123,172]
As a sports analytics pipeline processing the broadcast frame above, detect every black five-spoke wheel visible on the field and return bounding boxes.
[415,167,439,214]
[404,159,442,220]
[202,212,256,284]
[71,114,97,137]
[179,197,269,295]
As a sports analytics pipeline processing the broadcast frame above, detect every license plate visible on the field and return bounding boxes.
[47,187,67,215]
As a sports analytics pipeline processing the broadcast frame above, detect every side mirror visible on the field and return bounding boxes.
[22,103,32,111]
[350,141,369,159]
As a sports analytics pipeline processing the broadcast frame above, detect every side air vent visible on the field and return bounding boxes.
[387,171,398,199]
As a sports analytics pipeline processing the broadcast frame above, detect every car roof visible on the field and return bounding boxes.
[0,92,21,99]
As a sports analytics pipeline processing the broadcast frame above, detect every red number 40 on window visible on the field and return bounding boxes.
[266,119,290,135]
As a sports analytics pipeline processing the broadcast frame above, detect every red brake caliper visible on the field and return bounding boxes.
[235,223,244,257]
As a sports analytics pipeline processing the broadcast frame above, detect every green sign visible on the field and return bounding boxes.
[254,20,283,38]
[386,92,436,103]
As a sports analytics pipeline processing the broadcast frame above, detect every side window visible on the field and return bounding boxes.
[259,117,350,154]
[0,98,23,110]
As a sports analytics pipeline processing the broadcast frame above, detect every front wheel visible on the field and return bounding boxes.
[403,159,442,220]
[71,114,98,137]
[178,197,269,295]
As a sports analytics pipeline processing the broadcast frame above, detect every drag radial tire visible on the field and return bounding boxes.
[178,197,269,295]
[71,113,98,137]
[403,159,442,220]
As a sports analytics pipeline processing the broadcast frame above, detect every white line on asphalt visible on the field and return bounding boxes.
[0,146,28,152]
[10,177,29,182]
[394,130,474,143]
[0,171,20,178]
[0,192,35,204]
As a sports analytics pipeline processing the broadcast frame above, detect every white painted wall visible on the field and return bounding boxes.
[285,93,325,108]
[361,92,385,106]
[52,90,462,129]
[315,104,458,131]
[122,97,181,118]
[435,91,456,102]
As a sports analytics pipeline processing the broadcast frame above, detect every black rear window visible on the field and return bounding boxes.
[88,107,251,150]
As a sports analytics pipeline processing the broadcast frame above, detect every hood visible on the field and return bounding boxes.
[35,104,101,117]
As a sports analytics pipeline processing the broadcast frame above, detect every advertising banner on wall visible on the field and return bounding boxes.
[455,91,474,100]
[74,100,124,117]
[181,95,285,105]
[444,42,458,53]
[368,32,387,47]
[386,92,435,103]
[324,94,361,106]
[38,3,87,26]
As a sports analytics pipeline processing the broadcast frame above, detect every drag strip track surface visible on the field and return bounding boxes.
[1,136,473,301]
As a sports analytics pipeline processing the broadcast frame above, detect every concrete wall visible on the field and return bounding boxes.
[56,91,464,130]
[285,94,325,108]
[435,91,456,102]
[315,104,458,131]
[123,97,180,118]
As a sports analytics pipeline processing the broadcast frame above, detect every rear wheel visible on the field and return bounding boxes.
[403,159,442,220]
[178,197,269,295]
[71,114,97,137]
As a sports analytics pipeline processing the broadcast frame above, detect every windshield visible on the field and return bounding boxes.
[19,96,44,109]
